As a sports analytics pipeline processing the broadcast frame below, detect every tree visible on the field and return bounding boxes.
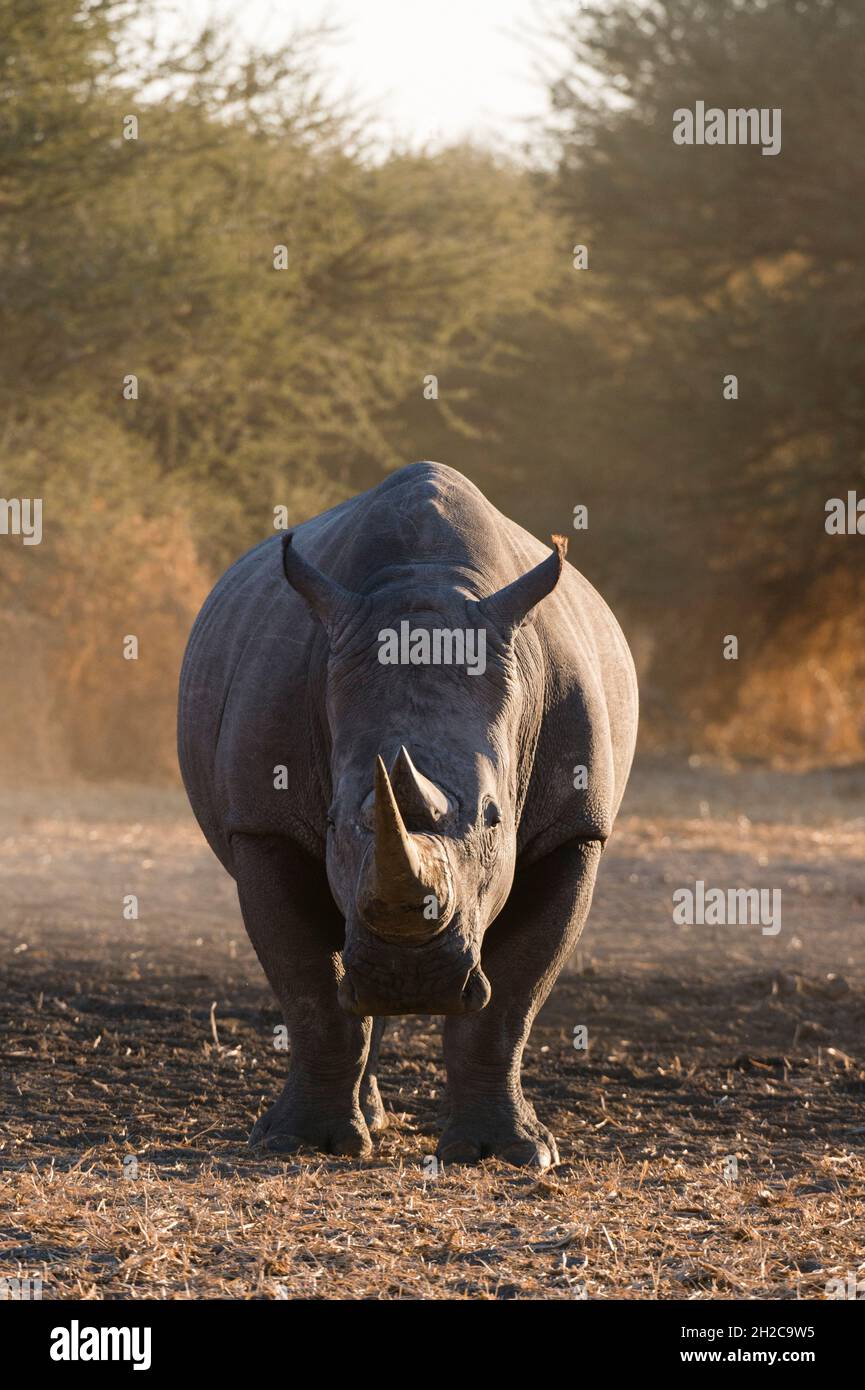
[538,0,865,750]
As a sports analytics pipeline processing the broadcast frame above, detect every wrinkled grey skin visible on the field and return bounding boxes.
[178,462,638,1167]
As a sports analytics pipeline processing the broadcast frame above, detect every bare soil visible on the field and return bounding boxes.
[0,758,863,1299]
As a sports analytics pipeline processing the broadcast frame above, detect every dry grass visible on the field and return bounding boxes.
[3,1147,863,1300]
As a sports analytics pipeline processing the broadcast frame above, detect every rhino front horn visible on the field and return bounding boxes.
[356,757,454,943]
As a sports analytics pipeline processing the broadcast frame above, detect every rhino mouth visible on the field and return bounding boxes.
[337,960,490,1017]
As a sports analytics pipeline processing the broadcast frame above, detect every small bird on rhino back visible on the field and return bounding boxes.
[178,461,638,1167]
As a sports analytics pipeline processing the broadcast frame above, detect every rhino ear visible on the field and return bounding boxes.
[476,535,567,636]
[282,533,359,639]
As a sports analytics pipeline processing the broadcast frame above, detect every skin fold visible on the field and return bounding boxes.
[178,461,638,1167]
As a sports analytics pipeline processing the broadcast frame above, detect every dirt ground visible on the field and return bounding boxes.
[0,757,863,1300]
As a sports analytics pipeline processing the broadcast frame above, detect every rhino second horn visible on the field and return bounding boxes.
[356,757,453,942]
[389,746,449,825]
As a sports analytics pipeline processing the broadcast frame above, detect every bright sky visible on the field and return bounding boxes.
[179,0,557,149]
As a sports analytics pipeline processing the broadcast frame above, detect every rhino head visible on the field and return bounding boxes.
[282,530,566,1016]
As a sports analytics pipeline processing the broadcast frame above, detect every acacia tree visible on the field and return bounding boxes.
[546,0,865,580]
[0,0,557,775]
[536,0,865,748]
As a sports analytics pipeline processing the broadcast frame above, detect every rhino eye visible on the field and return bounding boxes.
[483,801,501,829]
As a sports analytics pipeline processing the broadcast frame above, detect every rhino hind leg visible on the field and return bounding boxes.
[360,1018,388,1132]
[439,839,602,1169]
[233,834,374,1158]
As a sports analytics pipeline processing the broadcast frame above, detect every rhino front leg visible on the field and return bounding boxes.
[232,833,373,1157]
[439,839,602,1169]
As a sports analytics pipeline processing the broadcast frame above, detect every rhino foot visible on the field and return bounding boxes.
[436,1108,560,1169]
[249,1090,372,1158]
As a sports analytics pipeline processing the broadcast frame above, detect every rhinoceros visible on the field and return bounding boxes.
[178,461,637,1167]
